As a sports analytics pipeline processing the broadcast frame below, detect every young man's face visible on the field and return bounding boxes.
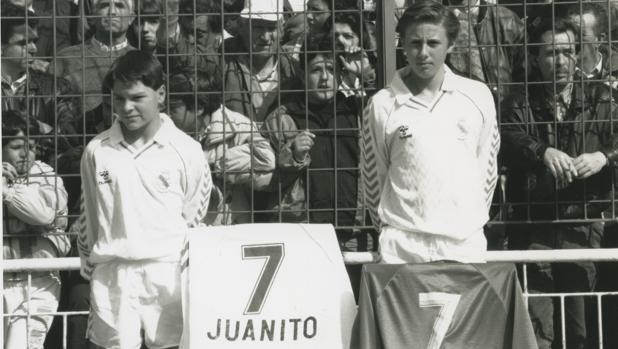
[241,18,280,56]
[94,0,134,35]
[112,80,165,133]
[168,98,203,134]
[1,25,38,72]
[306,53,337,104]
[307,0,330,33]
[536,30,577,88]
[135,17,160,50]
[3,133,36,175]
[334,22,360,50]
[401,21,453,82]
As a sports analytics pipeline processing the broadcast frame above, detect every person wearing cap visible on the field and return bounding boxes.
[362,1,499,264]
[500,14,618,349]
[220,0,301,124]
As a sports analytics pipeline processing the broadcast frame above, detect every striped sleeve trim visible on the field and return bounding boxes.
[362,105,383,230]
[188,163,212,228]
[77,195,90,258]
[180,238,190,272]
[484,122,500,209]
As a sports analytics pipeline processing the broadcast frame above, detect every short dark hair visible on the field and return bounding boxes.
[168,63,222,117]
[2,110,39,146]
[1,1,38,45]
[299,33,338,72]
[179,0,222,34]
[396,0,459,44]
[137,0,163,20]
[528,15,578,56]
[103,50,165,92]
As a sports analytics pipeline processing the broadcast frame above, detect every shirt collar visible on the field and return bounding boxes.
[391,65,457,105]
[592,52,604,76]
[2,73,27,93]
[109,113,174,146]
[91,37,129,52]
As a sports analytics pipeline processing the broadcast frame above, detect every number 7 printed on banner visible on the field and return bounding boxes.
[418,292,461,349]
[242,243,285,315]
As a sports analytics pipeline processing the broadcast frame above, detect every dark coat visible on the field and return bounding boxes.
[501,82,618,222]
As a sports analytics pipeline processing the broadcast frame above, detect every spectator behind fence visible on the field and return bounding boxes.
[445,0,525,101]
[362,1,499,263]
[1,1,75,164]
[164,0,223,72]
[51,0,135,130]
[3,110,71,349]
[565,2,618,88]
[222,0,244,38]
[128,0,163,53]
[500,14,618,349]
[306,0,332,33]
[325,12,377,96]
[262,34,366,242]
[221,0,301,123]
[6,0,77,59]
[78,50,212,348]
[168,67,275,225]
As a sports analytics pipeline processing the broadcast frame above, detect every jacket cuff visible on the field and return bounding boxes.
[601,147,618,167]
[533,143,549,164]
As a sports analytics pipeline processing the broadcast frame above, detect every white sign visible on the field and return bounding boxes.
[181,224,357,349]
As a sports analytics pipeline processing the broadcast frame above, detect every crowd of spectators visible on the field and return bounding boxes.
[2,0,618,348]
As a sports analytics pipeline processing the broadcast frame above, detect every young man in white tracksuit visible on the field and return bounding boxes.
[362,0,499,263]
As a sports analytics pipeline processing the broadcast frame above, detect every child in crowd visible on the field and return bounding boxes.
[78,50,211,349]
[261,34,365,243]
[168,66,275,225]
[3,110,71,349]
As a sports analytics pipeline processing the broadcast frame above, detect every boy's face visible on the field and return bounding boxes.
[401,21,453,82]
[112,80,165,133]
[536,30,577,89]
[2,25,38,72]
[3,132,36,175]
[306,53,337,104]
[168,98,204,134]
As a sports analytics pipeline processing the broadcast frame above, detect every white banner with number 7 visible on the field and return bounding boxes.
[179,224,357,349]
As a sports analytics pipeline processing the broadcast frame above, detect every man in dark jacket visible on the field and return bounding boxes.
[501,16,618,349]
[446,0,525,102]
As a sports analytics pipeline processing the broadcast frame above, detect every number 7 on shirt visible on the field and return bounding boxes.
[419,292,461,349]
